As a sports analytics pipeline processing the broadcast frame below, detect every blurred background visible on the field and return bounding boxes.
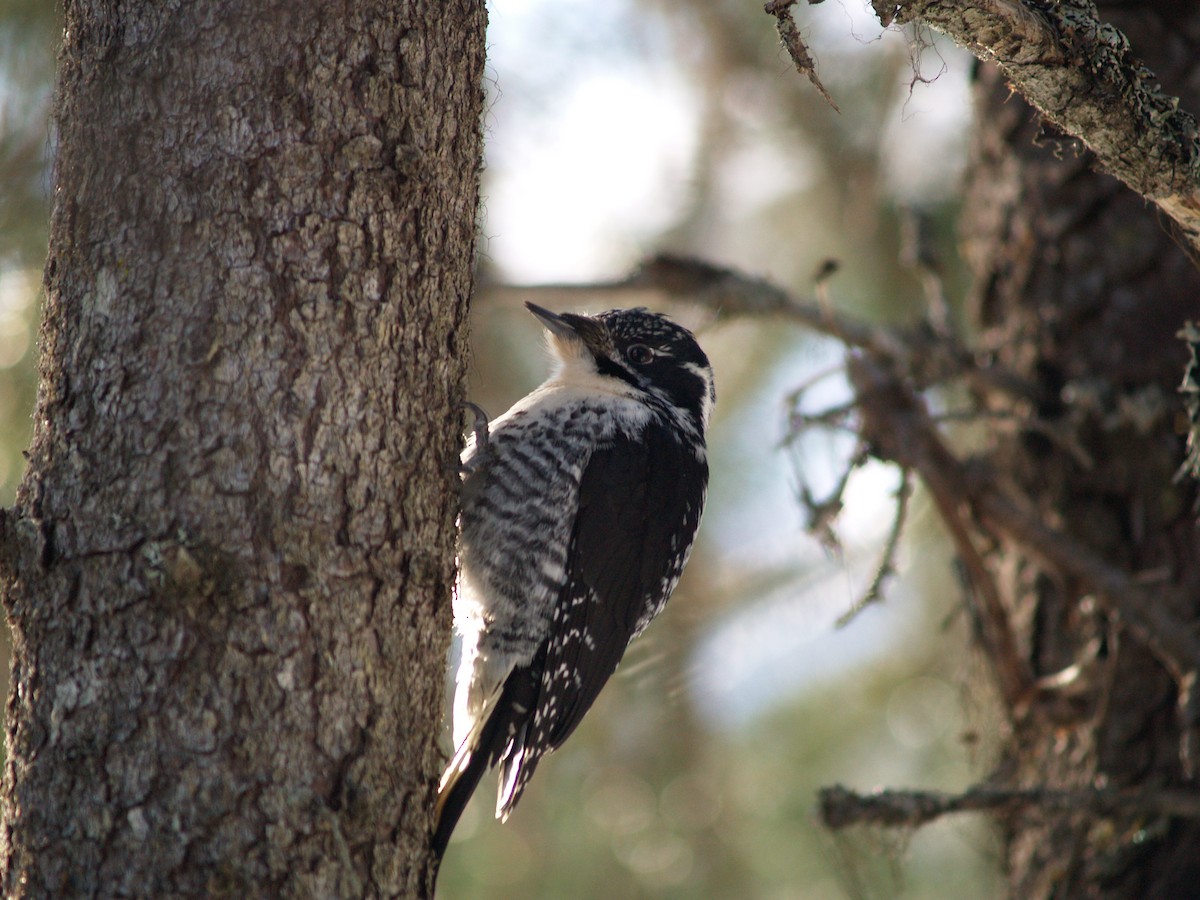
[0,1,1004,896]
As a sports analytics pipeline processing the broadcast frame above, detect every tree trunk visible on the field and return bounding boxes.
[961,5,1200,897]
[0,1,485,896]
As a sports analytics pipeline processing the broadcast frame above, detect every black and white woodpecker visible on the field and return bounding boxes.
[433,302,715,864]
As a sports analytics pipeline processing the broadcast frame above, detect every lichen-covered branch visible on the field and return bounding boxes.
[869,0,1200,256]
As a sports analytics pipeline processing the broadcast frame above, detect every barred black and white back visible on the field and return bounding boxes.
[433,303,714,867]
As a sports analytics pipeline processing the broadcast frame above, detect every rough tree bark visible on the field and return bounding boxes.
[960,5,1200,898]
[0,1,485,897]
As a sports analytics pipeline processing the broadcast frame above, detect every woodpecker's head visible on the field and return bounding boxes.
[526,302,716,432]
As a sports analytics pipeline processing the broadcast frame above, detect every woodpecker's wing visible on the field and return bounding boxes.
[552,424,705,741]
[496,422,706,816]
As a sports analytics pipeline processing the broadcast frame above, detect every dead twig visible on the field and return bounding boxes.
[974,484,1200,688]
[764,1,840,112]
[836,468,912,627]
[819,783,1200,830]
[482,254,1045,404]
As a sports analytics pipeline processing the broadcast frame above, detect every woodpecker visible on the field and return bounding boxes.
[433,302,714,865]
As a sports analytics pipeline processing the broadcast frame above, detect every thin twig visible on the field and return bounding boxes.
[928,408,1096,470]
[837,468,912,627]
[782,362,845,410]
[788,442,855,554]
[765,1,840,112]
[819,783,1200,830]
[789,401,858,431]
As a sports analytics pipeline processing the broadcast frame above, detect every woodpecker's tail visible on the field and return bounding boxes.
[433,734,492,866]
[432,647,547,868]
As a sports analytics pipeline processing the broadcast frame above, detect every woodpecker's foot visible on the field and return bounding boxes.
[463,401,490,450]
[458,402,491,479]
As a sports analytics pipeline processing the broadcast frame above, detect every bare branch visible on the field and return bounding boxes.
[482,256,890,358]
[868,0,1200,257]
[846,353,1200,695]
[975,484,1200,680]
[819,783,1200,830]
[483,254,1045,404]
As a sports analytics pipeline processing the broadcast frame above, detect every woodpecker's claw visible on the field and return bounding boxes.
[458,402,491,480]
[463,402,490,450]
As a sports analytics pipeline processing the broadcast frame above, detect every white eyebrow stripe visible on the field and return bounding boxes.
[682,361,716,429]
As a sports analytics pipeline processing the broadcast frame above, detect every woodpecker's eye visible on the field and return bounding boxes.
[626,344,654,365]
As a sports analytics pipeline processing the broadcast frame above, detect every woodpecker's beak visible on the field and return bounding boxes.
[524,303,579,340]
[525,302,609,356]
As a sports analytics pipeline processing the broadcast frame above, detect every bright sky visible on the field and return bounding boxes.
[484,0,971,282]
[484,69,700,281]
[484,0,700,281]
